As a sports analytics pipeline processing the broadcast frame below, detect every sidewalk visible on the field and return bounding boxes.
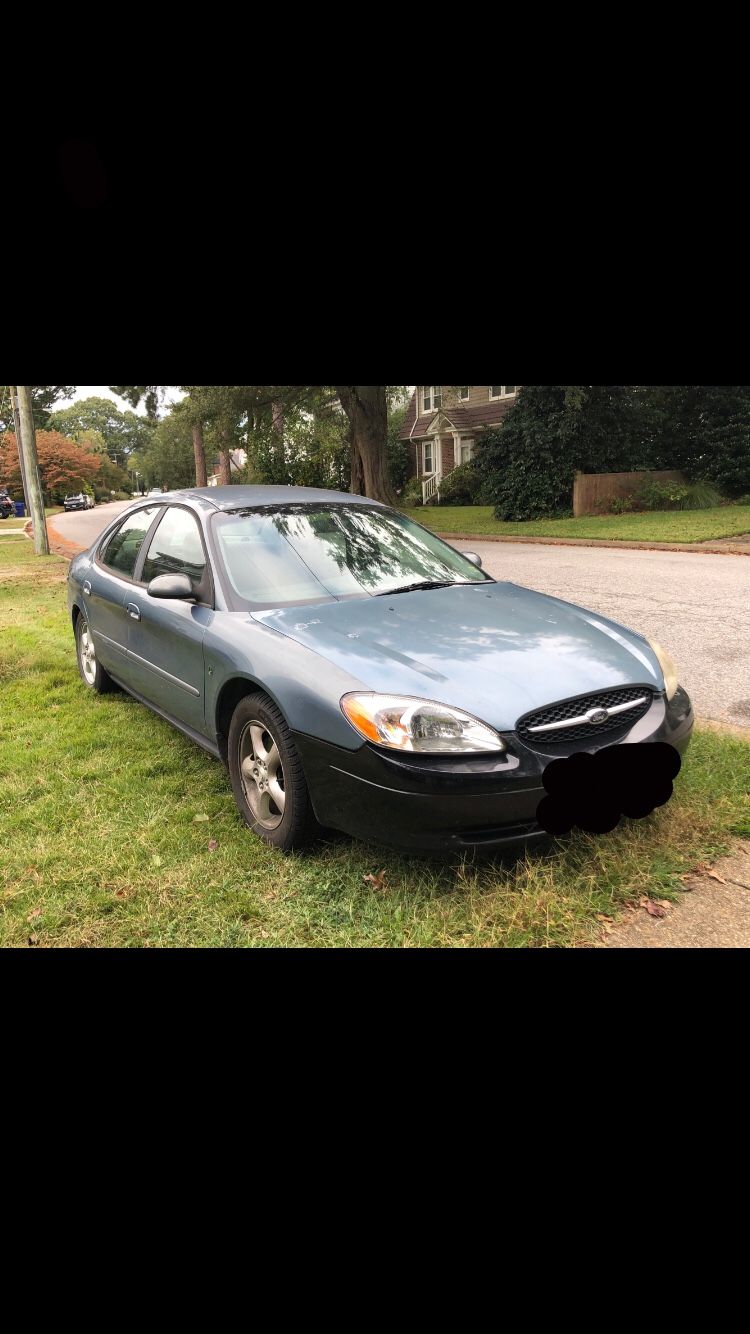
[602,843,750,948]
[427,531,750,557]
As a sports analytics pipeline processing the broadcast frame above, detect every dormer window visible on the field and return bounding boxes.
[459,387,470,400]
[490,386,517,400]
[422,386,442,413]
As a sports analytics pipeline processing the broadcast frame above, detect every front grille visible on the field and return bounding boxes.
[517,686,654,748]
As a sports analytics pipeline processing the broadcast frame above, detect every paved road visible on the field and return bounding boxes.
[458,541,750,729]
[52,504,750,728]
[51,500,134,548]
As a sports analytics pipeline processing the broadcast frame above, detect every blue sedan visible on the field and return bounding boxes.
[67,487,693,853]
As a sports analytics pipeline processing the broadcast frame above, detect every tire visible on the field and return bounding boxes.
[228,693,315,852]
[75,614,117,694]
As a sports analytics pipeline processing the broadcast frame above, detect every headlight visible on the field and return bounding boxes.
[647,639,679,701]
[340,693,506,754]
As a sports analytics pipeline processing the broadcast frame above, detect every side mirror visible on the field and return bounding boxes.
[147,573,194,600]
[463,552,483,569]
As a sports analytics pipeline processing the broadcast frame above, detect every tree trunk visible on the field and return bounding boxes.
[336,387,393,504]
[193,421,207,488]
[218,424,231,485]
[272,399,285,472]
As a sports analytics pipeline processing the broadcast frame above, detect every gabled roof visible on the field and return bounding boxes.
[399,391,517,440]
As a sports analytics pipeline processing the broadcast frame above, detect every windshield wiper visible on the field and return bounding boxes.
[375,580,474,597]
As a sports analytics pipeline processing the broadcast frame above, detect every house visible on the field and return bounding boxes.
[207,448,248,486]
[400,386,519,502]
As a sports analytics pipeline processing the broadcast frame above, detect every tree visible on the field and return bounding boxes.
[476,386,664,520]
[0,431,102,501]
[109,385,163,420]
[335,386,393,503]
[49,395,153,463]
[1,386,75,433]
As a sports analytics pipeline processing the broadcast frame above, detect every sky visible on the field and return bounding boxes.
[56,387,185,416]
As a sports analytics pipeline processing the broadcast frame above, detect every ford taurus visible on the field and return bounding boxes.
[67,487,693,853]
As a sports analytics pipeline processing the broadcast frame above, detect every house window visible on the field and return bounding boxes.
[490,386,517,400]
[423,440,434,474]
[459,387,470,401]
[459,437,474,465]
[422,386,442,413]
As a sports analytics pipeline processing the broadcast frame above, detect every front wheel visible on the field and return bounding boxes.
[228,694,315,852]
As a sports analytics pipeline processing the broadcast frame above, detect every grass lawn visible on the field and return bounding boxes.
[0,505,64,532]
[1,541,748,948]
[401,505,750,544]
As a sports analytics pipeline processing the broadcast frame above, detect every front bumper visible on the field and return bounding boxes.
[293,687,694,854]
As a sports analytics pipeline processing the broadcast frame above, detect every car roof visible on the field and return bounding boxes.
[160,485,388,512]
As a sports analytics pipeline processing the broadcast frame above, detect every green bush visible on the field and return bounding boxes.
[675,481,724,510]
[438,462,482,506]
[637,478,724,511]
[402,478,423,507]
[607,495,636,515]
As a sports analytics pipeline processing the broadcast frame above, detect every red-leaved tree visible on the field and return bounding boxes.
[0,431,103,501]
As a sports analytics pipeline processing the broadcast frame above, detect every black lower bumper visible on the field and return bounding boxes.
[293,687,694,855]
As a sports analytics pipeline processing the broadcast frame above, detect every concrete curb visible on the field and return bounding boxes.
[430,531,750,556]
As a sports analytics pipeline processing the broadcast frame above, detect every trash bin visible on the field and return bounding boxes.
[14,502,25,518]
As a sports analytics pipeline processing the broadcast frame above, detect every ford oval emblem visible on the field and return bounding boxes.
[587,707,610,725]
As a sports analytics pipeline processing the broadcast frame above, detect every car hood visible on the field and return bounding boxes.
[251,582,664,731]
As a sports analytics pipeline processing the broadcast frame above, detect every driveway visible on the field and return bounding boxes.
[450,541,750,729]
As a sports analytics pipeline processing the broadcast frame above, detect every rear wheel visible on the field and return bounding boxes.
[228,694,315,851]
[75,615,116,694]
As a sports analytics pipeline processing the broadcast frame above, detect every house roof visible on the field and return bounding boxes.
[399,393,516,441]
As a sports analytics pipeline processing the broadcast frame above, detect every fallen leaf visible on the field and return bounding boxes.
[644,900,668,918]
[695,863,728,884]
[363,870,388,891]
[151,855,163,868]
[208,839,218,852]
[193,814,210,823]
[27,908,41,921]
[259,930,269,939]
[28,934,39,946]
[596,913,614,923]
[114,889,130,900]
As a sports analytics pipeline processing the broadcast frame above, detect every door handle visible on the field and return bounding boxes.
[126,602,141,621]
[83,580,92,596]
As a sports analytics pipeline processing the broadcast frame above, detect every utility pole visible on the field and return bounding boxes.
[9,387,30,504]
[16,387,49,555]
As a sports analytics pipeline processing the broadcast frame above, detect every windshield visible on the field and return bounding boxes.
[213,505,491,609]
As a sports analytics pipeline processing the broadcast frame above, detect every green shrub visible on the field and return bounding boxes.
[607,495,636,515]
[637,478,724,511]
[675,481,724,510]
[402,477,423,507]
[438,462,482,506]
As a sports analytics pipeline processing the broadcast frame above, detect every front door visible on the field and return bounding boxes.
[88,505,162,676]
[124,505,211,735]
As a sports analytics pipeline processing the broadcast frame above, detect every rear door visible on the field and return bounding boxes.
[123,504,212,734]
[86,506,162,677]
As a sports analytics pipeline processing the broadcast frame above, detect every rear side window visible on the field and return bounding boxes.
[100,507,159,578]
[141,507,206,587]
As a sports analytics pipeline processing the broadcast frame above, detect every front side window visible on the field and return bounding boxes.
[424,440,434,474]
[490,386,517,400]
[422,386,442,413]
[213,505,490,610]
[459,387,470,400]
[100,507,159,579]
[459,437,474,464]
[141,506,207,587]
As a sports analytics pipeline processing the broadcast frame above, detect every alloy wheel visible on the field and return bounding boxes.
[239,721,286,831]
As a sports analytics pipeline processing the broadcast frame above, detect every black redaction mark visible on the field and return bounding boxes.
[537,742,682,836]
